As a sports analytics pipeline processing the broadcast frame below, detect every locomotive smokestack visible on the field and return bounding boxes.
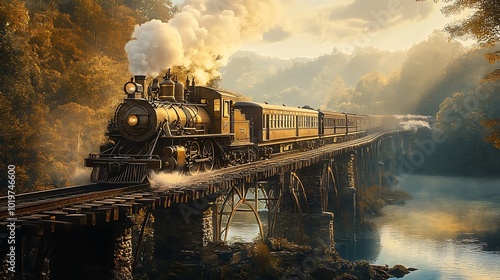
[134,75,146,98]
[191,77,196,102]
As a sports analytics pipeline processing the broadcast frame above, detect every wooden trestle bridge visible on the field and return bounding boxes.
[0,129,409,279]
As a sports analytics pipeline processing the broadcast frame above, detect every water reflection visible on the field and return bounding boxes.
[225,211,261,243]
[335,238,381,262]
[368,175,500,279]
[225,175,500,279]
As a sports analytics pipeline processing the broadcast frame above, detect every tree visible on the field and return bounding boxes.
[0,0,158,191]
[0,0,50,192]
[320,75,349,111]
[352,71,388,113]
[57,54,128,109]
[37,102,111,187]
[482,119,500,148]
[420,0,500,148]
[420,0,499,80]
[124,0,177,22]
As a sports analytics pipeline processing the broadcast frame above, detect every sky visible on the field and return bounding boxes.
[169,0,463,59]
[128,0,468,83]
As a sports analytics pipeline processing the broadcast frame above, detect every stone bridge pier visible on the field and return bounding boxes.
[6,217,136,280]
[46,200,215,279]
[270,143,384,247]
[146,200,214,279]
[271,168,335,250]
[48,221,134,279]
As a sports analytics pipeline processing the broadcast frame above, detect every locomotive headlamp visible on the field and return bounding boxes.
[127,114,138,126]
[124,82,137,95]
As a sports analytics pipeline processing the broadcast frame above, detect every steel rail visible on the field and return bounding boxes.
[0,130,403,220]
[0,183,127,206]
[158,131,397,188]
[0,183,149,220]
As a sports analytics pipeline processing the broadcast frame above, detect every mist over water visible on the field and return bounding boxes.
[370,175,500,280]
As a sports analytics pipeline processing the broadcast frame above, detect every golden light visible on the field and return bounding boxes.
[124,82,137,95]
[127,114,138,126]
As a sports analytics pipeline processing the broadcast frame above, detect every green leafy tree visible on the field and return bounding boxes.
[0,0,169,191]
[432,88,500,174]
[320,75,350,111]
[395,30,464,112]
[352,71,388,114]
[439,0,500,82]
[57,54,128,108]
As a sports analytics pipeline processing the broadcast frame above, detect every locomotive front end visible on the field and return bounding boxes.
[85,76,164,183]
[85,71,215,183]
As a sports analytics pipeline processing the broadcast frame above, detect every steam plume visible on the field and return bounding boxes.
[125,0,283,84]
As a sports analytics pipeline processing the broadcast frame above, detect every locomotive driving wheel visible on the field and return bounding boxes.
[202,140,215,172]
[188,140,201,174]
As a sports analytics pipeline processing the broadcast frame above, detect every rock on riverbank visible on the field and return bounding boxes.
[165,238,416,279]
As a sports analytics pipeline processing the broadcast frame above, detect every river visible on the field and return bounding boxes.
[227,175,500,279]
[359,175,500,280]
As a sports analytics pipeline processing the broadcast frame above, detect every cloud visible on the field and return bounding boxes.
[125,0,437,82]
[299,0,436,41]
[263,26,292,42]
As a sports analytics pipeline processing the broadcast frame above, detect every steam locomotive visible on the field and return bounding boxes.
[85,70,371,183]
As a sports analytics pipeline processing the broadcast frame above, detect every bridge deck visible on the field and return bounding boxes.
[150,130,404,197]
[1,130,405,230]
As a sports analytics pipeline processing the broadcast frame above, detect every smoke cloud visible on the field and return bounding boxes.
[395,114,432,131]
[125,0,283,84]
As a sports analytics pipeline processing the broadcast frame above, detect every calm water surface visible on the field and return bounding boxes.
[367,175,500,280]
[225,175,500,279]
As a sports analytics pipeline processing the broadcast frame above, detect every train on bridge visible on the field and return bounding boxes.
[85,70,394,183]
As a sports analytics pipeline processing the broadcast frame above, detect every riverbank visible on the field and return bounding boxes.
[163,238,416,280]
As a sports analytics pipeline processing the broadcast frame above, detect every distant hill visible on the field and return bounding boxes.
[220,48,406,109]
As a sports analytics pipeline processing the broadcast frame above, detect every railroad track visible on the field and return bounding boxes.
[0,130,403,223]
[151,130,397,189]
[0,183,149,220]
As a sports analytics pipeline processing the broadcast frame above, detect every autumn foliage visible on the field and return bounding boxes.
[0,0,175,193]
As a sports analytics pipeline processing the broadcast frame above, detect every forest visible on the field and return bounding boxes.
[0,0,178,192]
[1,0,499,193]
[221,31,500,175]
